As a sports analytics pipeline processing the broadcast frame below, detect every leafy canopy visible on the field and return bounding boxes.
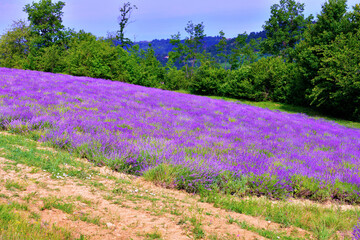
[262,0,313,58]
[23,0,66,46]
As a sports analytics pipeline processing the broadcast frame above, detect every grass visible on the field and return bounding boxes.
[5,179,27,191]
[41,196,74,214]
[236,220,305,240]
[0,132,96,183]
[0,202,74,240]
[144,228,163,240]
[71,213,102,226]
[199,189,359,239]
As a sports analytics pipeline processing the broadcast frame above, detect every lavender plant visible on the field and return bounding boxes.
[0,67,359,202]
[354,220,360,240]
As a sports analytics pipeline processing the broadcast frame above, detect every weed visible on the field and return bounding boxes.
[75,195,93,206]
[0,193,9,199]
[72,212,101,226]
[23,191,38,203]
[145,227,163,239]
[189,216,205,239]
[29,211,41,220]
[41,197,74,214]
[227,215,239,224]
[311,220,336,240]
[5,179,27,191]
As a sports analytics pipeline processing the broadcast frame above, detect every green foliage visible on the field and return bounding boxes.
[123,44,166,87]
[0,203,73,240]
[262,0,313,58]
[293,0,360,120]
[190,63,227,96]
[249,56,290,102]
[26,43,66,73]
[293,0,348,101]
[215,30,229,67]
[0,21,31,69]
[143,164,178,187]
[219,66,253,99]
[211,171,248,196]
[229,33,261,69]
[169,21,206,77]
[23,0,66,47]
[164,67,188,90]
[309,8,360,120]
[41,197,74,214]
[64,31,122,80]
[198,189,360,237]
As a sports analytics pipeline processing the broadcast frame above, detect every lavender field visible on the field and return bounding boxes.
[1,67,360,202]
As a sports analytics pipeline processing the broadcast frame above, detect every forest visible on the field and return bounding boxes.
[0,0,359,121]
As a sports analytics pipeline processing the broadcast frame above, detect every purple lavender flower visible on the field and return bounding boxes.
[0,67,359,200]
[354,220,360,240]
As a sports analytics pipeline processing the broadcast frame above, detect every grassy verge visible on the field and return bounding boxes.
[198,189,358,240]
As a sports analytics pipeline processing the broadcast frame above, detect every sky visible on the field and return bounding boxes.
[0,0,359,41]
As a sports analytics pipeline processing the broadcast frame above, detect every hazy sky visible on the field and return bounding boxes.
[0,0,359,41]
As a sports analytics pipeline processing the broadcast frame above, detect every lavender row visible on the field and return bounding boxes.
[0,67,359,200]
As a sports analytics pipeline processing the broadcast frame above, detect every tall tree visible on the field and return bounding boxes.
[23,0,65,46]
[262,0,313,58]
[117,2,137,48]
[184,21,206,76]
[292,0,349,105]
[215,30,230,69]
[297,1,360,119]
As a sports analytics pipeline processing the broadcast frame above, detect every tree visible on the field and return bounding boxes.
[168,32,188,68]
[303,3,360,119]
[292,0,348,105]
[168,21,206,78]
[310,29,360,120]
[117,2,137,48]
[0,20,31,68]
[184,21,206,77]
[184,21,206,63]
[23,0,66,47]
[262,0,313,58]
[229,33,247,70]
[215,30,230,69]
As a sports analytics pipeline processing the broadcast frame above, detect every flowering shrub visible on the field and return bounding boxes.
[1,67,359,201]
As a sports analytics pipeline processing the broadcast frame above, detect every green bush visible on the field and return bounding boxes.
[63,31,122,80]
[219,65,253,99]
[26,44,66,73]
[249,56,289,102]
[164,68,189,90]
[190,63,227,96]
[122,45,166,88]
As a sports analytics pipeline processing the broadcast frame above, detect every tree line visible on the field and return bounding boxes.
[0,0,359,121]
